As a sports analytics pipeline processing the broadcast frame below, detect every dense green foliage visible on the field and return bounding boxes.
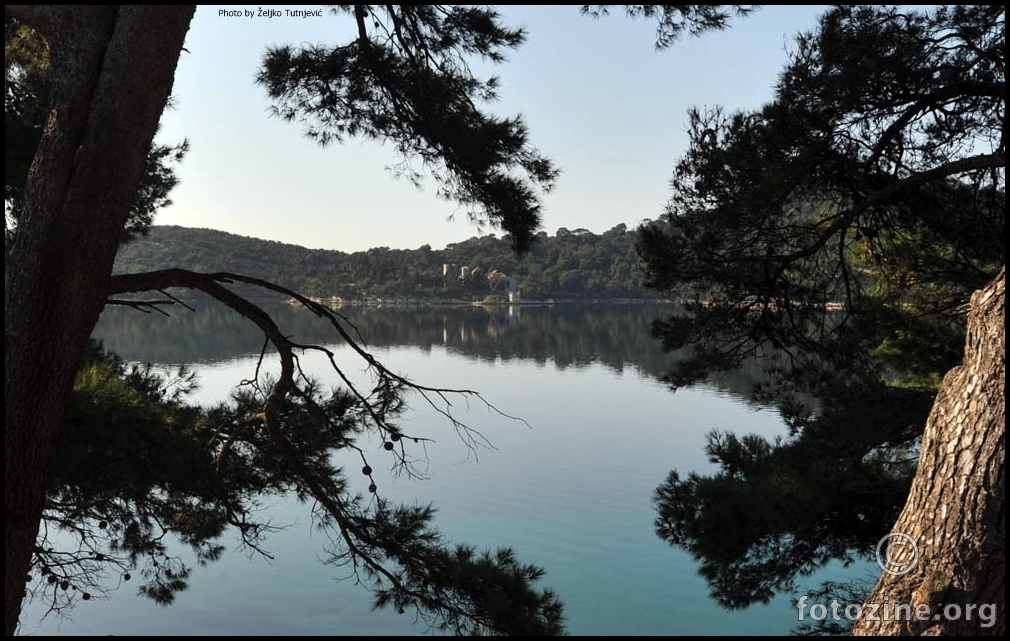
[114,223,658,301]
[639,4,1005,620]
[639,5,1004,385]
[257,5,558,254]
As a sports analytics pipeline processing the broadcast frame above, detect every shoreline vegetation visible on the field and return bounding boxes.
[113,224,660,303]
[113,226,844,310]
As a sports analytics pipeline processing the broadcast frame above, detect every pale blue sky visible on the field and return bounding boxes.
[155,5,829,252]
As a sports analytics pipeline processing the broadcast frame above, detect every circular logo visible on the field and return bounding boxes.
[876,532,918,575]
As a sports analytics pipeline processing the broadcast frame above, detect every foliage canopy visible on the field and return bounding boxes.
[256,5,558,254]
[639,3,1005,619]
[639,5,1004,385]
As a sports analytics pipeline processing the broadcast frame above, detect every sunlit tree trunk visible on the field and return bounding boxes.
[853,266,1005,636]
[3,6,195,635]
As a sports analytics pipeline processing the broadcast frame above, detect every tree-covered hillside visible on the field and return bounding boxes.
[114,224,661,301]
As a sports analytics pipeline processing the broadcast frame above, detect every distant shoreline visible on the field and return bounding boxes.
[300,297,677,308]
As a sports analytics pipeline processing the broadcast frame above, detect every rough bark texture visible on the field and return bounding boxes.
[852,266,1005,635]
[4,6,195,635]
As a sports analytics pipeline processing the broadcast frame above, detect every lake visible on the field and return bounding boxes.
[18,301,877,635]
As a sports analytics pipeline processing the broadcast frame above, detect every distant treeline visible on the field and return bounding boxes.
[114,224,666,301]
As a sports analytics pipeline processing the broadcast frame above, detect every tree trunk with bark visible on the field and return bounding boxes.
[852,266,1005,636]
[4,6,195,635]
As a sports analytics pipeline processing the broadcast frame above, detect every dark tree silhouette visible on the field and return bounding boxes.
[639,5,1004,634]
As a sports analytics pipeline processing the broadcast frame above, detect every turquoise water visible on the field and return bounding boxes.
[18,305,879,635]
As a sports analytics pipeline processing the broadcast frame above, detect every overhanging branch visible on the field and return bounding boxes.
[108,268,511,465]
[106,267,556,633]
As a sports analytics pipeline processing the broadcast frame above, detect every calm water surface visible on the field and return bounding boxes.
[18,302,875,635]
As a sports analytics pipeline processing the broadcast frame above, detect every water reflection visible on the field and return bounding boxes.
[94,298,768,404]
[25,299,881,636]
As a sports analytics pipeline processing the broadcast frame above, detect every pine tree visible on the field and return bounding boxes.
[639,6,1004,634]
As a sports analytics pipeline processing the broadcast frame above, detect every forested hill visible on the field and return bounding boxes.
[113,224,664,301]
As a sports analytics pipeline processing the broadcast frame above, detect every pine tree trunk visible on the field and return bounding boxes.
[852,266,1005,635]
[3,7,195,635]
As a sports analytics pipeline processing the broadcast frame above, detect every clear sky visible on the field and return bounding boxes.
[154,5,830,253]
